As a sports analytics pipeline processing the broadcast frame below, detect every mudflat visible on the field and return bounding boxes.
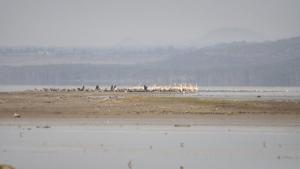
[1,91,300,169]
[0,91,299,126]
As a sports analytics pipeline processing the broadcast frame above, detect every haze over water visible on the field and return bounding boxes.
[1,0,300,47]
[1,1,300,169]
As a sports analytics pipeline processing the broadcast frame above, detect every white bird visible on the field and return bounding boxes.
[13,113,21,118]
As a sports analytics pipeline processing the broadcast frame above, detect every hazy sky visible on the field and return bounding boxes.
[0,0,299,46]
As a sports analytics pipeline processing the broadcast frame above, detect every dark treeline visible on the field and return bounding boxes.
[0,37,299,86]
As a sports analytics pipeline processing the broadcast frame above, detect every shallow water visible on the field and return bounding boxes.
[193,86,300,101]
[0,125,299,169]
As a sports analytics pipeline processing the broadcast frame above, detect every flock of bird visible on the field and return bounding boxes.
[38,84,199,93]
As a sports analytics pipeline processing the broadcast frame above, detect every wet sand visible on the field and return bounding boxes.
[0,91,299,126]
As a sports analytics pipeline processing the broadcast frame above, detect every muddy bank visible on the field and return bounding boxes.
[0,91,299,126]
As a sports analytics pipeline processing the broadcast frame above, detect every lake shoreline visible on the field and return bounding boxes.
[0,91,299,127]
[1,92,300,169]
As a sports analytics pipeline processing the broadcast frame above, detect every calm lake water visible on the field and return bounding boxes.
[0,125,299,169]
[195,86,300,100]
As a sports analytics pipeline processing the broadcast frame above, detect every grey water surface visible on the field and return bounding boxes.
[193,87,300,101]
[0,125,299,169]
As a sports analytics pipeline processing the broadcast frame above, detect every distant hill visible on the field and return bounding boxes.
[0,37,299,86]
[0,47,179,66]
[150,37,300,86]
[189,27,267,47]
